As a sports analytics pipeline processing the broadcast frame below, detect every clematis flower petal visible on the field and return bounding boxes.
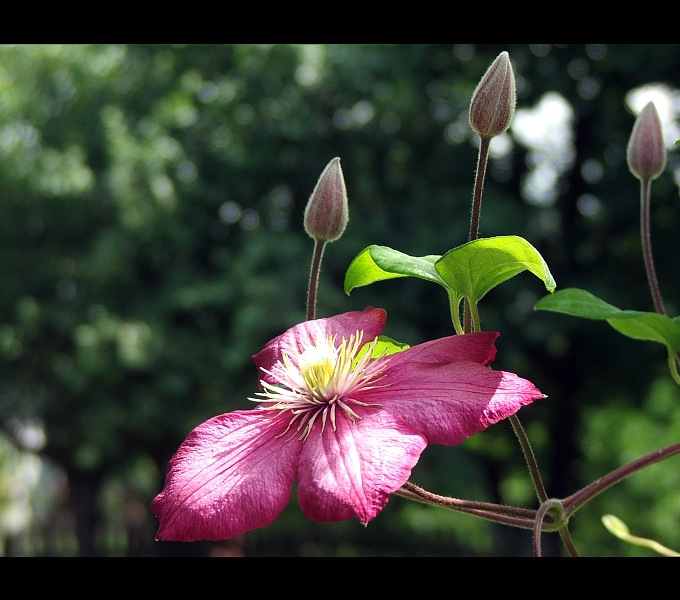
[389,330,499,366]
[253,307,387,382]
[370,333,544,445]
[296,409,427,524]
[151,410,302,541]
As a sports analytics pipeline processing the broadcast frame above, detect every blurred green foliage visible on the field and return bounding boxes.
[0,44,678,556]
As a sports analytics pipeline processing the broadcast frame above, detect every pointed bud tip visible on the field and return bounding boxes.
[304,157,349,243]
[627,101,666,181]
[469,51,516,138]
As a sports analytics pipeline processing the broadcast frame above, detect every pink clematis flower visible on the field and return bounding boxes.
[151,306,545,541]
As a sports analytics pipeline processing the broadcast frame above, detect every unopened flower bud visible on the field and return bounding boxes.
[304,157,349,243]
[469,51,516,138]
[627,101,666,181]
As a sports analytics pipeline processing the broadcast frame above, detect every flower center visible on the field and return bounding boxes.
[298,343,338,391]
[249,330,388,441]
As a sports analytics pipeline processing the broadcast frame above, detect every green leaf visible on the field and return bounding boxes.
[534,287,637,319]
[602,514,680,557]
[534,288,680,349]
[344,245,445,295]
[608,315,680,349]
[601,514,631,538]
[535,288,680,384]
[434,235,557,305]
[373,335,410,356]
[354,335,410,365]
[344,239,556,336]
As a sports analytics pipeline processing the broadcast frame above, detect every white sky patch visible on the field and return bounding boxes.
[488,132,512,159]
[511,92,575,206]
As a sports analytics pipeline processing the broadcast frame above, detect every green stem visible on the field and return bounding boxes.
[447,291,465,335]
[561,440,680,517]
[639,178,666,315]
[508,414,549,504]
[533,499,561,557]
[532,499,579,557]
[395,481,556,531]
[668,350,680,386]
[464,136,491,334]
[306,240,326,321]
[468,136,490,243]
[639,179,680,377]
[468,300,482,334]
[558,527,579,557]
[397,441,680,555]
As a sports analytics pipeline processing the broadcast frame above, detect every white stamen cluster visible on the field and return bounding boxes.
[250,330,388,441]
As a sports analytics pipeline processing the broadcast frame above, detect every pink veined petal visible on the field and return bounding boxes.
[151,410,302,541]
[252,307,387,381]
[386,331,499,367]
[366,352,544,446]
[296,408,426,525]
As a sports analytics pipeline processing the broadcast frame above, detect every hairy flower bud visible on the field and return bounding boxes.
[469,51,516,138]
[627,101,666,181]
[304,157,349,243]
